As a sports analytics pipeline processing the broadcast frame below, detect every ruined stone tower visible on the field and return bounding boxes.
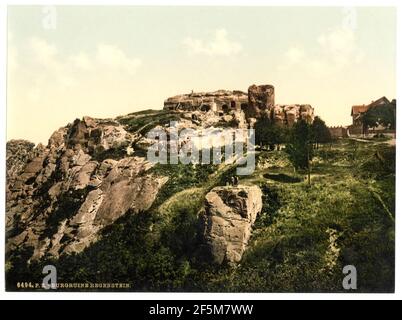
[247,84,275,117]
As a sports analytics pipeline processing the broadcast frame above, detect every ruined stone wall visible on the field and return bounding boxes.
[164,84,314,126]
[164,90,248,114]
[329,126,349,138]
[273,104,314,126]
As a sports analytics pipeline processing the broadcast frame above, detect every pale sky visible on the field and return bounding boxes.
[7,6,396,144]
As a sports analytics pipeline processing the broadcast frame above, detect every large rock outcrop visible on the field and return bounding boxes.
[6,116,167,261]
[198,185,263,265]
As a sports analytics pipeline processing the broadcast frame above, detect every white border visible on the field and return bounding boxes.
[0,0,400,300]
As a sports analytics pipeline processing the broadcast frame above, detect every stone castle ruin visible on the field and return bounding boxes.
[164,84,314,127]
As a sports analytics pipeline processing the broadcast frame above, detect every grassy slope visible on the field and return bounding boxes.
[117,109,182,135]
[210,139,395,292]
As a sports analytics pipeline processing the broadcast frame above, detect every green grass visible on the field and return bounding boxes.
[117,110,182,135]
[197,138,395,292]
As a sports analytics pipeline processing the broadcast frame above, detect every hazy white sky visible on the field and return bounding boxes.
[7,6,396,144]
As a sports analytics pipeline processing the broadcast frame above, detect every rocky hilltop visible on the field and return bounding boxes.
[6,83,311,264]
[6,112,260,264]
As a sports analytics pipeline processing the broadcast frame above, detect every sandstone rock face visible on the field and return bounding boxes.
[6,116,167,261]
[67,116,136,153]
[6,140,35,181]
[199,185,262,265]
[6,140,47,186]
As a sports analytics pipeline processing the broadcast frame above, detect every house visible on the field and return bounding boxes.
[348,96,391,135]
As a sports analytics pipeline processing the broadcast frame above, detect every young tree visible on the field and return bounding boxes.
[311,116,332,148]
[285,120,313,184]
[255,115,286,150]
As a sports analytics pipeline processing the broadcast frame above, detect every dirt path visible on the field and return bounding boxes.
[349,137,371,143]
[349,137,396,146]
[157,161,239,216]
[387,138,396,146]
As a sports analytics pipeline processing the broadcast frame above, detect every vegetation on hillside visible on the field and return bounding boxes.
[117,110,182,135]
[6,136,395,292]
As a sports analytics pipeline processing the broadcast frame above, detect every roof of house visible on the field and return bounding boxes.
[350,96,391,116]
[351,105,369,116]
[367,96,390,108]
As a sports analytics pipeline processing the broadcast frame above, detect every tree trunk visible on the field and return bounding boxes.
[307,144,311,186]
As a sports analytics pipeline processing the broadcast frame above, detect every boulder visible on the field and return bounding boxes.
[198,185,262,265]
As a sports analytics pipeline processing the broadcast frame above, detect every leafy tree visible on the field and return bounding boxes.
[311,116,332,148]
[255,115,287,150]
[285,120,313,175]
[361,102,396,133]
